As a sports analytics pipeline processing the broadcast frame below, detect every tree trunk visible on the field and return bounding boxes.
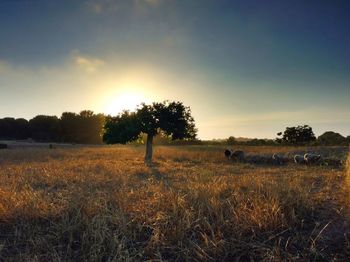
[145,134,153,164]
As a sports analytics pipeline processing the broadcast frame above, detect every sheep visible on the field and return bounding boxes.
[246,155,268,165]
[224,149,245,162]
[294,154,305,164]
[232,150,245,162]
[272,153,285,165]
[304,153,322,165]
[224,149,233,159]
[323,158,342,167]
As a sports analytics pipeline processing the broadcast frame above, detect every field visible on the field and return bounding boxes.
[0,145,349,261]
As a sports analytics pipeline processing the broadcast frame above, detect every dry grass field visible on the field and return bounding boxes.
[0,145,349,261]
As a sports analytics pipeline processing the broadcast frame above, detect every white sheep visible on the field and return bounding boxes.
[294,154,305,164]
[272,153,284,165]
[304,153,322,165]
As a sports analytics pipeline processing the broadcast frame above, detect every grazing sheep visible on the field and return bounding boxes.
[304,153,322,165]
[246,155,267,165]
[294,154,305,164]
[272,153,284,165]
[323,158,342,167]
[232,150,245,162]
[224,149,233,159]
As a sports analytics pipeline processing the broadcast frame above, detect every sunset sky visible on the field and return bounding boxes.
[0,0,349,139]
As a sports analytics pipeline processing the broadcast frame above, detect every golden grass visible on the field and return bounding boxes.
[0,145,349,261]
[347,152,350,176]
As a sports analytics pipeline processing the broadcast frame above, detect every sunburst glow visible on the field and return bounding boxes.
[105,90,147,115]
[99,69,159,115]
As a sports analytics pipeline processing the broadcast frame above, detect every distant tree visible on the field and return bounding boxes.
[14,118,30,139]
[279,125,316,145]
[60,112,80,142]
[227,136,236,145]
[103,101,197,164]
[60,111,105,144]
[0,118,30,140]
[77,110,105,144]
[0,118,16,139]
[29,115,60,141]
[317,131,347,146]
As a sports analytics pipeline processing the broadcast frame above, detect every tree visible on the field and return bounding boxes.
[0,118,17,139]
[29,115,61,141]
[317,131,347,145]
[60,112,80,143]
[13,118,30,139]
[60,111,105,144]
[227,136,236,145]
[278,125,316,145]
[103,101,197,164]
[103,111,141,144]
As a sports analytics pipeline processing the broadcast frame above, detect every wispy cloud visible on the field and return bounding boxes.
[73,54,105,73]
[85,0,163,15]
[85,0,120,14]
[134,0,163,7]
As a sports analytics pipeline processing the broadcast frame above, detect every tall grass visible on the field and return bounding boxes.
[0,146,348,261]
[347,151,350,176]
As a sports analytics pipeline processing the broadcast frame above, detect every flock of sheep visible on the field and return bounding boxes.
[224,149,343,167]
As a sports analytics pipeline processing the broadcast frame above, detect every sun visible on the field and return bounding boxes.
[104,90,148,115]
[97,69,160,115]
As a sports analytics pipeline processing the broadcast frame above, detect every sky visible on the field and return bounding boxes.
[0,0,349,139]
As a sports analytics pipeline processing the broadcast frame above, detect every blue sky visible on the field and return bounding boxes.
[0,0,349,139]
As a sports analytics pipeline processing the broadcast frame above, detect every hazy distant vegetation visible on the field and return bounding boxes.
[0,111,349,147]
[0,110,105,144]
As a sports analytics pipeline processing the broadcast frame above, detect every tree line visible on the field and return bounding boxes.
[1,109,348,148]
[226,125,350,146]
[0,110,105,144]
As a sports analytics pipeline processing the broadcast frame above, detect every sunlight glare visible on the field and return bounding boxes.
[105,90,147,115]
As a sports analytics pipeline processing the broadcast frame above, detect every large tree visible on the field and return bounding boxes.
[103,101,197,164]
[277,125,316,145]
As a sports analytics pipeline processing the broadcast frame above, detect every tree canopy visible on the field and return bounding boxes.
[103,111,141,144]
[277,125,316,145]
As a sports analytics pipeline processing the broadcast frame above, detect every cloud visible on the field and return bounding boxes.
[85,0,120,14]
[87,2,103,14]
[85,0,163,15]
[73,54,105,73]
[135,0,163,6]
